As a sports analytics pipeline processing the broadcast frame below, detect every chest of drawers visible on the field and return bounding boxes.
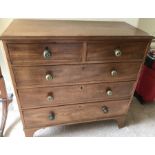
[0,20,152,136]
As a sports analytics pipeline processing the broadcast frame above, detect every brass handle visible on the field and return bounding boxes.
[114,49,122,57]
[48,112,55,120]
[102,106,109,113]
[106,89,112,96]
[43,48,52,59]
[47,95,54,102]
[111,70,117,76]
[45,74,53,81]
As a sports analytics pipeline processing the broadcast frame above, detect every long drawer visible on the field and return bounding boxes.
[8,43,83,64]
[23,100,130,128]
[87,40,148,61]
[13,62,141,88]
[19,81,135,109]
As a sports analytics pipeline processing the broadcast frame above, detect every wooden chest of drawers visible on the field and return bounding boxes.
[0,20,152,137]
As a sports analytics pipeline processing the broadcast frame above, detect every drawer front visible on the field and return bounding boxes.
[14,62,141,87]
[19,81,135,109]
[8,43,83,64]
[23,100,130,128]
[87,41,148,61]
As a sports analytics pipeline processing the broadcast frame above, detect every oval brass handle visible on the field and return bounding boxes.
[48,112,55,120]
[111,70,117,76]
[47,95,54,102]
[106,89,112,96]
[102,106,109,113]
[43,48,52,59]
[114,49,122,57]
[45,74,53,81]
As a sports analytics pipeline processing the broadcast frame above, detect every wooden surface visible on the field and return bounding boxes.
[23,100,130,128]
[2,41,27,133]
[8,43,83,64]
[7,40,147,65]
[18,81,135,109]
[87,40,148,61]
[24,115,127,137]
[13,62,141,88]
[0,20,152,39]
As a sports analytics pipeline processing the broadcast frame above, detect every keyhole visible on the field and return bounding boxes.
[80,86,83,90]
[82,66,85,70]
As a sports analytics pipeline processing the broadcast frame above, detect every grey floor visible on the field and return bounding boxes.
[3,97,155,137]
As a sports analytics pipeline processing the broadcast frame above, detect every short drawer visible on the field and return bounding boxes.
[8,43,83,64]
[87,40,148,61]
[13,62,141,88]
[19,81,135,109]
[23,100,130,128]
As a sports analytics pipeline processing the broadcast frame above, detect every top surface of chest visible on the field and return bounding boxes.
[0,20,152,39]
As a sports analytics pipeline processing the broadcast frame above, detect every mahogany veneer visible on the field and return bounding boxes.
[18,81,134,109]
[0,19,153,137]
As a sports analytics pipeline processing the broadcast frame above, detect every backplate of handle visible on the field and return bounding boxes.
[48,112,55,120]
[43,47,52,59]
[47,95,54,102]
[114,49,122,57]
[102,106,109,113]
[111,70,117,76]
[45,74,53,81]
[106,89,112,96]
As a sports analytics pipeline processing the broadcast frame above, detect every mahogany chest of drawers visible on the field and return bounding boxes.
[0,20,152,136]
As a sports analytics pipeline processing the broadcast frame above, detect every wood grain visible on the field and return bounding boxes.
[87,40,148,61]
[8,43,83,64]
[18,81,135,109]
[13,62,141,88]
[23,100,130,128]
[1,20,152,39]
[1,41,26,129]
